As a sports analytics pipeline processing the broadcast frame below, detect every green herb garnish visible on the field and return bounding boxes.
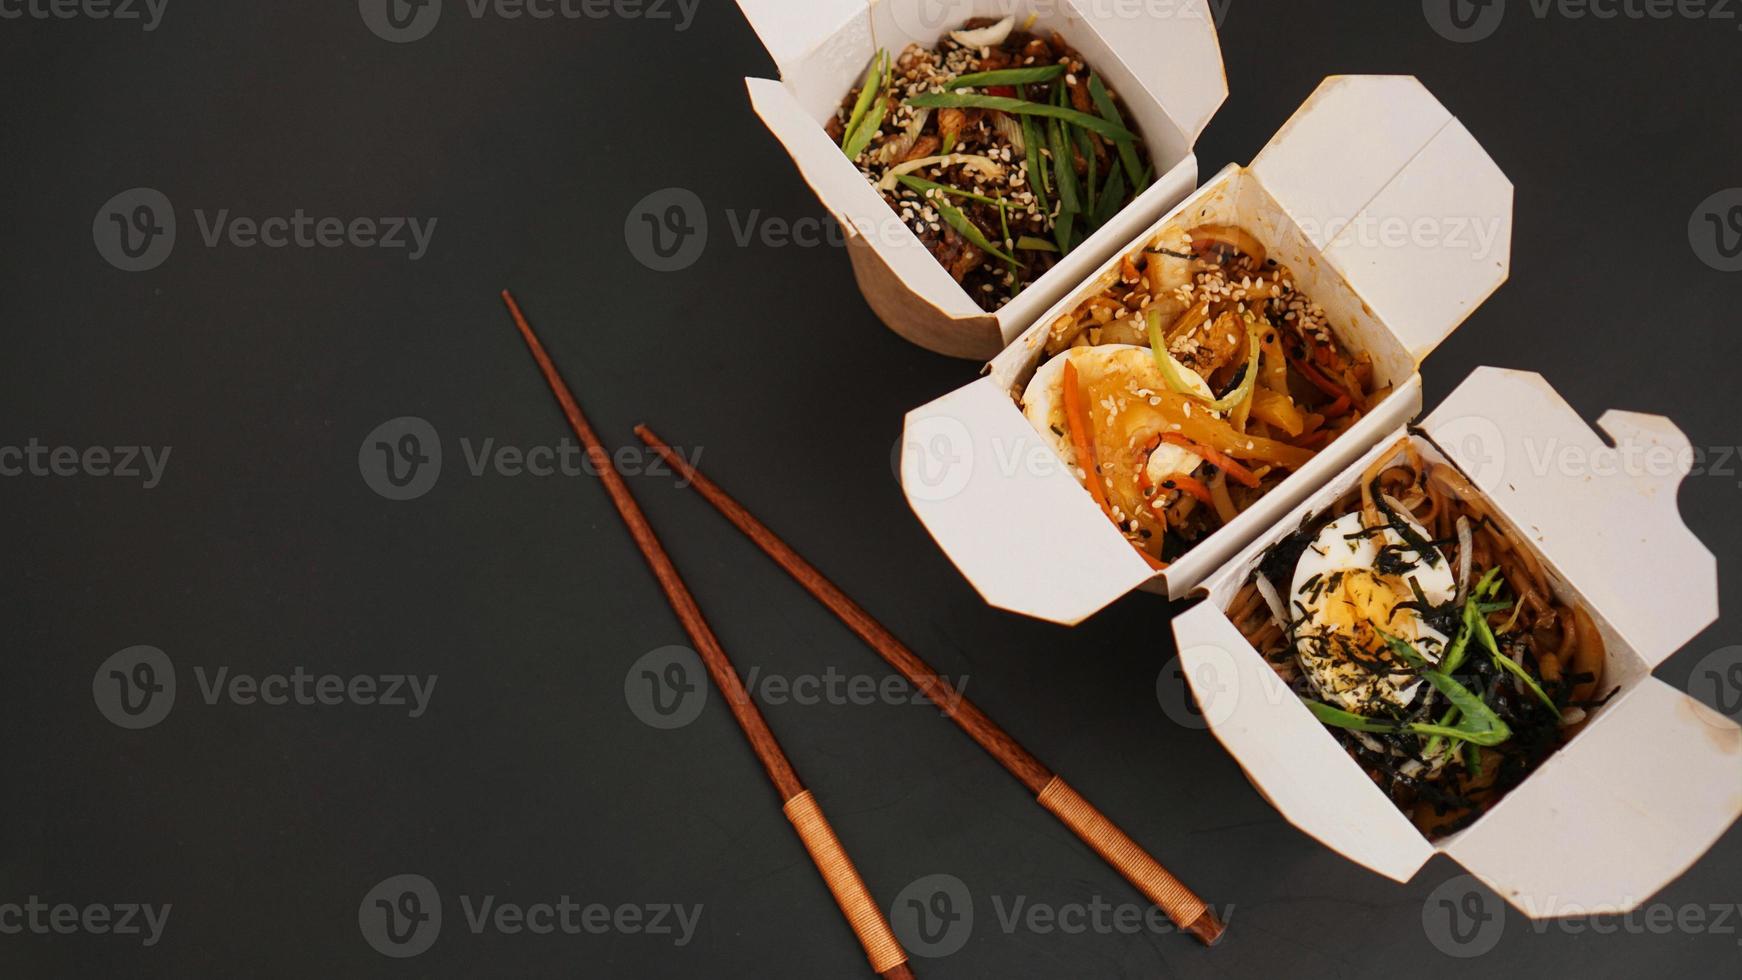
[905,92,1139,142]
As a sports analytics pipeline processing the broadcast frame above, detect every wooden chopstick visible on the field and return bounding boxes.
[633,423,1226,947]
[500,291,916,979]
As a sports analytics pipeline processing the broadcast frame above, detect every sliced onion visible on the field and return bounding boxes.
[1254,571,1288,634]
[1454,515,1473,603]
[950,15,1015,48]
[877,108,932,165]
[989,111,1025,156]
[876,153,1006,192]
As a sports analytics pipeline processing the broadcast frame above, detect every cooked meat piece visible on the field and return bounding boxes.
[931,226,986,283]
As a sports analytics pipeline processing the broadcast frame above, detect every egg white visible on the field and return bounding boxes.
[1020,344,1214,492]
[1289,511,1456,713]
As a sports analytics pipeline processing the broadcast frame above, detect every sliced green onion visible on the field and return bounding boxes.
[1145,309,1260,414]
[1091,163,1126,230]
[1303,700,1400,734]
[1415,671,1512,746]
[945,65,1067,89]
[841,51,887,154]
[940,131,957,155]
[1017,85,1050,214]
[1075,123,1098,219]
[1016,235,1059,252]
[1375,629,1429,668]
[895,176,1015,265]
[895,175,1001,207]
[1088,74,1148,194]
[1473,607,1561,718]
[1474,566,1504,600]
[842,94,889,162]
[905,92,1138,142]
[1046,114,1080,215]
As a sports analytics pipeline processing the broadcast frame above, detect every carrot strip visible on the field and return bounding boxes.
[1285,347,1353,403]
[1160,474,1214,506]
[1160,433,1261,489]
[1062,359,1114,519]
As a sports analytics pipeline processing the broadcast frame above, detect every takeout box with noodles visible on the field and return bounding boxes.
[1168,366,1741,912]
[733,0,1228,359]
[899,75,1514,623]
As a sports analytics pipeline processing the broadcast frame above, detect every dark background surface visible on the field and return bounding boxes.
[3,1,1740,977]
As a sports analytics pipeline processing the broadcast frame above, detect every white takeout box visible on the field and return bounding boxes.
[899,75,1514,623]
[734,0,1228,359]
[1170,366,1741,914]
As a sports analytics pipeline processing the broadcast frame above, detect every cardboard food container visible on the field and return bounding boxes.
[733,0,1228,359]
[1170,366,1741,913]
[899,75,1514,624]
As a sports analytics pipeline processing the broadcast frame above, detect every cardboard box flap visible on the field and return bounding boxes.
[746,78,985,320]
[1443,679,1742,914]
[1251,76,1513,363]
[900,378,1152,625]
[734,0,868,79]
[1062,0,1228,145]
[1173,601,1436,883]
[1422,368,1719,670]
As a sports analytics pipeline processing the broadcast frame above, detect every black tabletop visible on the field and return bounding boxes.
[4,1,1740,977]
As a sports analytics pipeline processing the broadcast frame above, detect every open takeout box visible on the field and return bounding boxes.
[733,0,1228,359]
[1171,367,1741,913]
[899,74,1514,623]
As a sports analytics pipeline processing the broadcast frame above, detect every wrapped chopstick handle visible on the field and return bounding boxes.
[783,790,912,976]
[1036,777,1224,946]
